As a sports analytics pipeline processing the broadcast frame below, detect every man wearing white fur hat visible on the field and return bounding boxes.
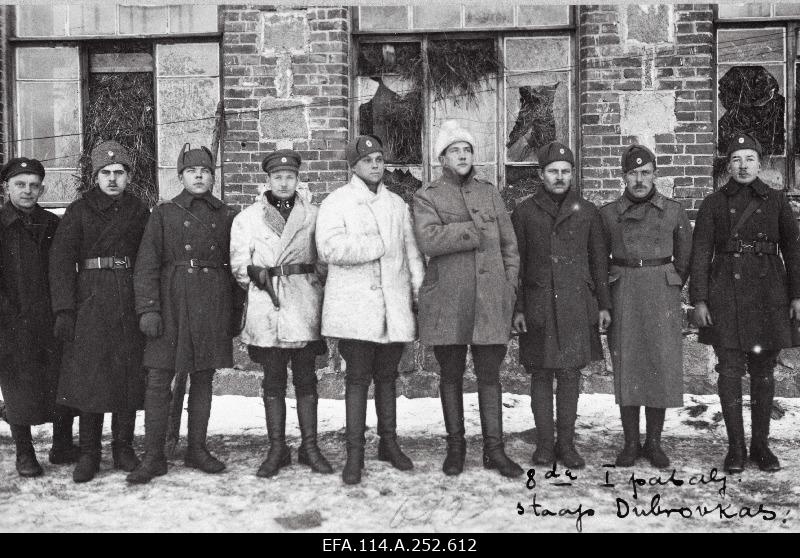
[413,120,522,478]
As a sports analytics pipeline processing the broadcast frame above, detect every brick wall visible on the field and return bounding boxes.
[579,4,715,220]
[220,5,350,211]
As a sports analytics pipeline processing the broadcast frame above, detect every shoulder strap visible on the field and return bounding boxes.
[729,196,763,238]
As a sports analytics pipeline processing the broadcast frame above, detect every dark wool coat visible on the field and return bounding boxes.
[600,192,693,408]
[49,189,150,413]
[689,178,800,351]
[134,190,239,374]
[0,203,61,424]
[511,188,611,371]
[412,167,519,346]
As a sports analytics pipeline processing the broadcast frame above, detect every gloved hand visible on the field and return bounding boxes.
[247,265,268,289]
[53,311,76,342]
[139,312,163,338]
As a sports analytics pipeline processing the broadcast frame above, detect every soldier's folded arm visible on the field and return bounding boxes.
[411,191,480,258]
[315,203,385,265]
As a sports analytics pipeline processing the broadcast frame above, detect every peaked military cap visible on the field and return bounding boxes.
[621,144,656,173]
[727,133,763,158]
[537,141,574,169]
[262,149,302,174]
[1,157,45,182]
[177,143,214,175]
[345,135,383,167]
[91,140,132,178]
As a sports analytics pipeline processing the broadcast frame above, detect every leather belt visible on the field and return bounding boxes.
[81,256,132,270]
[610,256,673,268]
[174,259,227,269]
[723,239,778,255]
[268,263,315,277]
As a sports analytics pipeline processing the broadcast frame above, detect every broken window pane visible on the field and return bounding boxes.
[717,64,785,157]
[505,37,571,164]
[717,4,772,18]
[119,5,169,35]
[517,5,570,27]
[16,47,80,80]
[464,6,513,28]
[156,43,219,77]
[413,6,461,29]
[382,167,423,204]
[358,6,408,30]
[15,5,67,37]
[503,165,543,210]
[431,79,497,165]
[38,171,80,205]
[69,3,116,35]
[717,28,785,64]
[16,81,82,167]
[169,5,219,34]
[156,78,220,166]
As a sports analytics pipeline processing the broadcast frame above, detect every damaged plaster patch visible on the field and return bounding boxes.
[620,4,674,47]
[259,97,309,141]
[260,11,309,55]
[620,91,677,151]
[275,53,293,99]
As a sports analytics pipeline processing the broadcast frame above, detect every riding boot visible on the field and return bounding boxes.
[256,396,291,478]
[10,424,43,477]
[718,375,747,474]
[555,371,585,469]
[111,409,140,472]
[126,369,171,484]
[374,381,413,471]
[530,372,555,465]
[615,406,641,467]
[73,412,103,483]
[296,393,333,474]
[478,383,523,478]
[642,407,670,468]
[342,383,368,485]
[49,407,78,465]
[440,381,466,475]
[184,371,225,473]
[749,374,781,472]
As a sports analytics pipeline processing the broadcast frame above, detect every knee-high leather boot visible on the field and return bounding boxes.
[718,375,747,474]
[750,374,780,472]
[342,383,368,485]
[73,412,103,483]
[184,371,225,474]
[374,380,413,471]
[257,395,291,477]
[10,424,43,477]
[440,381,466,475]
[111,409,140,472]
[297,393,333,474]
[478,383,523,478]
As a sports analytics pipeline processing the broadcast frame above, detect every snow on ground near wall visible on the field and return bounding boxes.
[1,394,799,533]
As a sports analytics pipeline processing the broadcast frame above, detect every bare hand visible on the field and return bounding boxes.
[598,310,611,330]
[512,312,527,334]
[694,301,713,327]
[790,298,800,321]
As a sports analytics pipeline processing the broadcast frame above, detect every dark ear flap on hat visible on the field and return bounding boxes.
[178,143,190,165]
[201,146,214,164]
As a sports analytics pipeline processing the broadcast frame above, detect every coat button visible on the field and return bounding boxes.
[757,232,764,238]
[756,209,762,214]
[462,233,470,240]
[203,268,209,273]
[730,208,736,214]
[734,253,740,258]
[185,244,191,251]
[210,246,216,251]
[211,223,217,228]
[188,268,194,274]
[371,285,377,290]
[184,221,190,227]
[734,273,741,280]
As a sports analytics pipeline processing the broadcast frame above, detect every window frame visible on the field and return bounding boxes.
[351,27,578,192]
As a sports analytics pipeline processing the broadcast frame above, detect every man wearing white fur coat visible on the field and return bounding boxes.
[316,135,425,485]
[229,149,332,479]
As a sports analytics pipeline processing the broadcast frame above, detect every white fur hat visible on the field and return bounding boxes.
[433,119,476,158]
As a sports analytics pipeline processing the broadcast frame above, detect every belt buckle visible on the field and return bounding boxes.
[113,257,127,268]
[739,240,754,251]
[189,258,200,268]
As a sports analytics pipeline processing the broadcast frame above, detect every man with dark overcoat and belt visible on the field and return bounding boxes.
[0,157,76,477]
[511,141,611,470]
[49,141,150,483]
[690,133,800,473]
[127,144,241,484]
[600,144,692,469]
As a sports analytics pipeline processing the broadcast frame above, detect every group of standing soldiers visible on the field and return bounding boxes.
[0,122,794,487]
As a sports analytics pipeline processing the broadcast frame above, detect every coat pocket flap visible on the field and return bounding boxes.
[665,269,683,286]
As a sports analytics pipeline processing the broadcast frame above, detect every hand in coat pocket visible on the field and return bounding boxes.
[139,312,163,338]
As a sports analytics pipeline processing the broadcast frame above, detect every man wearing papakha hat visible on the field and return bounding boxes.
[510,141,611,470]
[230,149,333,479]
[127,143,242,484]
[690,133,800,474]
[316,134,424,485]
[49,140,151,483]
[413,120,522,478]
[0,157,78,477]
[599,144,692,469]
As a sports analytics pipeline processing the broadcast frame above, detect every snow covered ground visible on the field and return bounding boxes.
[1,393,799,533]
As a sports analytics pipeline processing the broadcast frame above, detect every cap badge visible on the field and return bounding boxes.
[281,157,287,163]
[108,151,115,157]
[365,140,373,148]
[559,148,565,154]
[738,137,745,144]
[636,157,642,164]
[21,162,27,168]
